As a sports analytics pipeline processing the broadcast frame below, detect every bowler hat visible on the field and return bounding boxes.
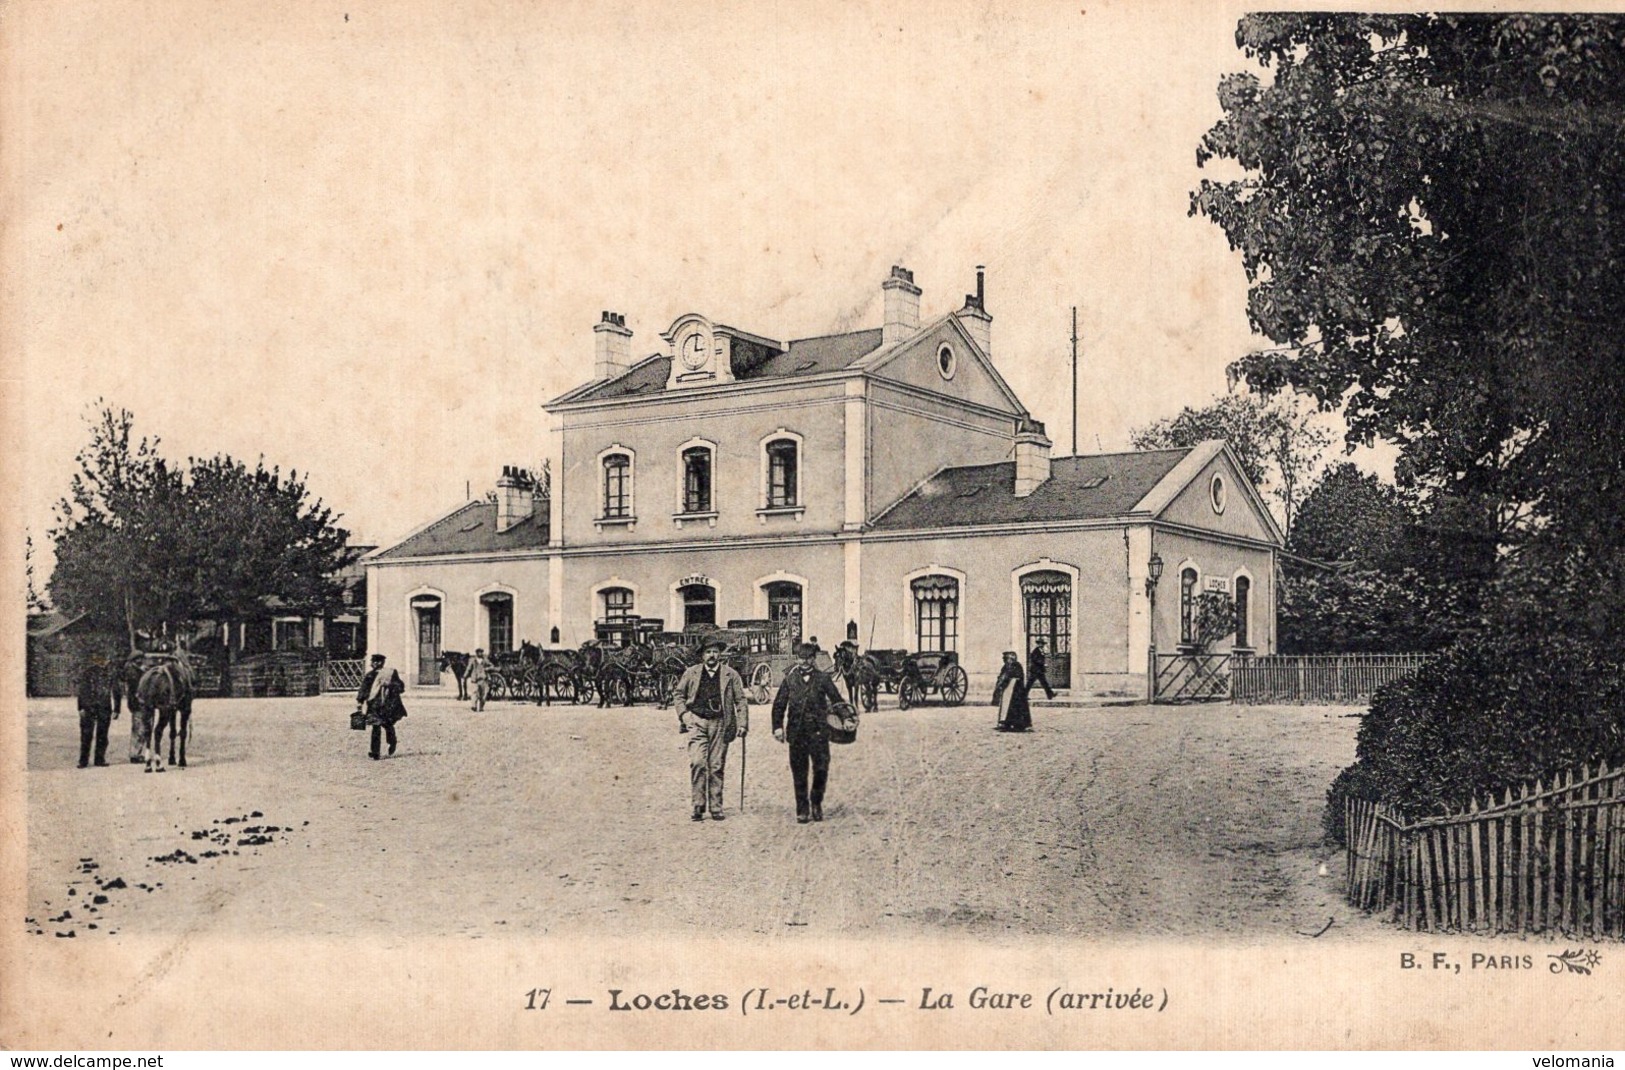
[702,638,727,653]
[797,641,820,657]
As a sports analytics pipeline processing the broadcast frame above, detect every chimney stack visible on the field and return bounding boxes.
[1013,417,1051,498]
[957,265,992,356]
[495,465,536,533]
[881,265,922,347]
[594,311,633,381]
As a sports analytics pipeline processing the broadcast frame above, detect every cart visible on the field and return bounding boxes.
[896,650,970,709]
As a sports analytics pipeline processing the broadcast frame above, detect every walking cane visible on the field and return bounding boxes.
[739,732,748,812]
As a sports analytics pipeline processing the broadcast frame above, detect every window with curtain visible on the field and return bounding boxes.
[912,574,960,652]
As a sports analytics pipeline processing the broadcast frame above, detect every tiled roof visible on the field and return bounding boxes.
[869,449,1191,531]
[555,328,884,405]
[371,501,551,561]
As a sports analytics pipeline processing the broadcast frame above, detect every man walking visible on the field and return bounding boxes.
[673,639,749,821]
[1027,638,1057,701]
[76,653,118,768]
[467,648,492,711]
[357,653,407,760]
[771,641,845,823]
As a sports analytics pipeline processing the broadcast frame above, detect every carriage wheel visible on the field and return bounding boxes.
[573,673,595,705]
[898,679,920,710]
[513,669,537,702]
[749,663,773,705]
[941,666,969,707]
[487,671,509,701]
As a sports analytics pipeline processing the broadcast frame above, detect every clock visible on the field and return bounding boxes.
[679,332,709,371]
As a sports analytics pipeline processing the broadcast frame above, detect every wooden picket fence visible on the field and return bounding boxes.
[1345,759,1625,937]
[1233,653,1433,704]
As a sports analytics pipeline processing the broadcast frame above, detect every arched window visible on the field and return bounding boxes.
[602,453,632,518]
[601,586,634,623]
[678,583,717,628]
[765,581,804,650]
[765,438,799,508]
[912,574,960,653]
[481,592,514,655]
[682,445,713,513]
[1234,575,1251,649]
[1180,567,1198,646]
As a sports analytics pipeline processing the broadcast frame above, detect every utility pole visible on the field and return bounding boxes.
[1071,306,1079,456]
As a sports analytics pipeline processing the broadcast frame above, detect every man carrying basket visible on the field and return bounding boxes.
[771,641,848,824]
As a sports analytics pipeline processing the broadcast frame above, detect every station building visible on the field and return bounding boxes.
[366,267,1282,696]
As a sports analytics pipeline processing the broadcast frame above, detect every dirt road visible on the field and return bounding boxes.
[25,692,1376,943]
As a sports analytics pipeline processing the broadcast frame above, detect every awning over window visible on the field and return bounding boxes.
[911,574,960,601]
[1021,570,1072,597]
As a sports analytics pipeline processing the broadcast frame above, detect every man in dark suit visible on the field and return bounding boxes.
[1028,638,1057,701]
[771,641,846,823]
[76,653,119,768]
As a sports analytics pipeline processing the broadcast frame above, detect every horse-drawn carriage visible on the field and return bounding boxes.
[834,645,970,711]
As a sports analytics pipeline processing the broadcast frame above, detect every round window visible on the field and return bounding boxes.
[937,344,956,380]
[1210,473,1227,514]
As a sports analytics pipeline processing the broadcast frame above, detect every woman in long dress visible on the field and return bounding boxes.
[992,650,1032,732]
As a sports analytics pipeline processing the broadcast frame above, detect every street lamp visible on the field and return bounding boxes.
[1145,552,1164,703]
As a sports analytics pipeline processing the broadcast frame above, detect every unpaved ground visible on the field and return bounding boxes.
[25,691,1378,943]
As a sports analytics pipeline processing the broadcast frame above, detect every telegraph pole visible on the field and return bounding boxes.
[1070,306,1079,456]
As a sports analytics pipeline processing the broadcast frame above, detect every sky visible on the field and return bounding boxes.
[9,0,1342,569]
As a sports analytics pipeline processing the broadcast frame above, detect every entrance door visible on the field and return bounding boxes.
[415,603,442,684]
[1021,570,1071,688]
[679,583,717,628]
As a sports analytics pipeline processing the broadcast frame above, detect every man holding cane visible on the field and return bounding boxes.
[673,638,749,822]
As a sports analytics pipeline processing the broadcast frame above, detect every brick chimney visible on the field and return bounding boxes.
[882,265,922,347]
[593,311,633,381]
[495,465,536,532]
[1013,417,1051,498]
[957,265,992,356]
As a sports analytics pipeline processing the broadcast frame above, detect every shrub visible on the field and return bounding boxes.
[1324,631,1625,845]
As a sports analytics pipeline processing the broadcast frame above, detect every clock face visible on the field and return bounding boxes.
[680,333,709,371]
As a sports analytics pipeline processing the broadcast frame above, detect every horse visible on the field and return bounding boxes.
[437,651,472,700]
[135,657,195,771]
[833,640,881,713]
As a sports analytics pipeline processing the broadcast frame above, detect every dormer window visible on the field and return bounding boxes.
[766,438,799,508]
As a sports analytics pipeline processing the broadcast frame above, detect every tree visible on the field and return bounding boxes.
[1131,390,1329,531]
[1289,463,1410,565]
[48,405,358,648]
[1192,13,1625,637]
[25,532,45,613]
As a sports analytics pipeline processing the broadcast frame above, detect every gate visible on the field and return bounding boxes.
[1154,652,1231,702]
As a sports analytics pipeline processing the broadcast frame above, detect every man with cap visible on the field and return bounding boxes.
[357,653,408,760]
[1027,638,1057,701]
[672,638,749,821]
[771,640,846,823]
[75,651,119,768]
[467,647,492,711]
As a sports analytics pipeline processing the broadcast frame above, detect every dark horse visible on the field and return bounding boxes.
[833,641,880,712]
[135,657,195,772]
[438,651,472,700]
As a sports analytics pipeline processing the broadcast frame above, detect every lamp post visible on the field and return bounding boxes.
[1145,551,1164,704]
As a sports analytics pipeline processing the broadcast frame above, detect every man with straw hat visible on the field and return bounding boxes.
[673,638,749,821]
